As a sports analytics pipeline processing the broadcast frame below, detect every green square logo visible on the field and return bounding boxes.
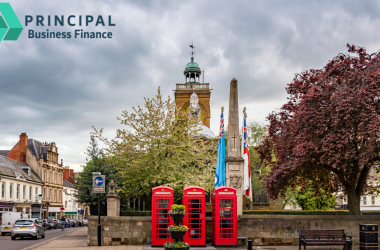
[0,3,23,41]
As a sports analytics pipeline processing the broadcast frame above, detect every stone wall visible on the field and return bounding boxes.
[88,215,380,246]
[87,216,151,246]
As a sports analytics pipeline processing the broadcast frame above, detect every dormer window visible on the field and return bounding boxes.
[21,167,31,176]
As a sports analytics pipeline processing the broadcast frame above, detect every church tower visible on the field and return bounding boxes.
[174,46,211,128]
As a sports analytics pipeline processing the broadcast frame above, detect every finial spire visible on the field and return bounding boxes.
[190,42,195,61]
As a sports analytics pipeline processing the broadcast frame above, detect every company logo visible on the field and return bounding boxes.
[0,3,23,42]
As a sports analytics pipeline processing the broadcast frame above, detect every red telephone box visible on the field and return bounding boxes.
[152,186,174,246]
[183,186,206,247]
[212,187,237,247]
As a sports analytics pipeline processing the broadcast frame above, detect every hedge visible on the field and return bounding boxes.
[243,210,380,215]
[120,211,151,216]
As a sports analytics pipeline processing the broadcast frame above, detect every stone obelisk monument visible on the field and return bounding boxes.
[225,78,244,216]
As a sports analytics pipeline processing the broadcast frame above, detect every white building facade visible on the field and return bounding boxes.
[0,155,44,218]
[62,179,81,220]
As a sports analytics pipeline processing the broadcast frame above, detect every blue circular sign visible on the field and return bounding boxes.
[94,176,104,187]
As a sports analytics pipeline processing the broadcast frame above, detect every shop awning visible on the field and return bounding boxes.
[0,202,15,208]
[64,211,78,215]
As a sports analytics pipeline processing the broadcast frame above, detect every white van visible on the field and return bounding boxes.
[1,212,29,235]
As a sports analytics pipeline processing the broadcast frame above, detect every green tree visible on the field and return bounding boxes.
[93,88,216,200]
[296,185,338,210]
[74,137,126,215]
[247,121,270,195]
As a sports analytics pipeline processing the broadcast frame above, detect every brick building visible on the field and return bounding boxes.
[5,133,64,219]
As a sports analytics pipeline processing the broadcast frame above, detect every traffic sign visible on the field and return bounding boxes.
[92,175,105,193]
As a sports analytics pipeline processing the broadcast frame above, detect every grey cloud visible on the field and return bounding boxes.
[1,0,380,170]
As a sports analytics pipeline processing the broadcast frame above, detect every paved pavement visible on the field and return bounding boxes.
[1,227,369,250]
[0,226,85,250]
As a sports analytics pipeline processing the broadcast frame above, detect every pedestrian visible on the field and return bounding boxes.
[61,216,66,230]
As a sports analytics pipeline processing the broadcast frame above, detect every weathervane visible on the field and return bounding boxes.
[190,42,195,61]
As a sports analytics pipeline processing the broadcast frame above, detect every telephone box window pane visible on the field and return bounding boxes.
[190,219,200,224]
[220,219,231,224]
[190,204,200,208]
[158,219,169,223]
[220,209,232,214]
[190,209,200,213]
[221,199,232,203]
[221,213,232,218]
[221,224,232,228]
[158,224,168,228]
[158,199,168,203]
[221,203,232,208]
[190,199,200,203]
[190,214,200,218]
[189,224,200,228]
[158,214,168,218]
[158,209,168,213]
[158,204,168,208]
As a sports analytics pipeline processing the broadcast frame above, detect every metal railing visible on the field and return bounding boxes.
[176,83,209,89]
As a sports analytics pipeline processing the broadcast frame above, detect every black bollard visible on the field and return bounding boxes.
[247,240,252,250]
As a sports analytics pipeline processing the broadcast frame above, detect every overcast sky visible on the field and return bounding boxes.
[1,0,380,171]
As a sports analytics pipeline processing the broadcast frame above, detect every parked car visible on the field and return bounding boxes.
[82,220,88,226]
[11,219,45,240]
[53,219,62,229]
[69,220,78,227]
[46,219,61,229]
[76,220,83,227]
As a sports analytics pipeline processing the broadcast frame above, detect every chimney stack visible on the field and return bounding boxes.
[19,133,28,162]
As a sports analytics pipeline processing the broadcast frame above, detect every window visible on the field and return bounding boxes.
[35,187,38,201]
[1,182,5,199]
[44,170,46,181]
[49,189,51,201]
[372,196,376,205]
[59,190,61,202]
[54,173,57,184]
[10,183,13,199]
[49,171,52,183]
[43,188,46,200]
[54,190,57,202]
[16,184,20,200]
[59,174,61,185]
[363,196,367,205]
[73,201,76,210]
[65,201,67,208]
[23,185,26,200]
[29,186,32,201]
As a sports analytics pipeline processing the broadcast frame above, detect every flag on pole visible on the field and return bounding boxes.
[242,108,252,198]
[214,107,226,187]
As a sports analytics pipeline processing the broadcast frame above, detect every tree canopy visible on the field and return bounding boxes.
[284,182,338,210]
[93,88,216,200]
[74,137,126,215]
[258,45,380,215]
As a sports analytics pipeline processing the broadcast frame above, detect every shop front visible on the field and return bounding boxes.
[64,211,77,220]
[48,206,62,219]
[31,204,42,219]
